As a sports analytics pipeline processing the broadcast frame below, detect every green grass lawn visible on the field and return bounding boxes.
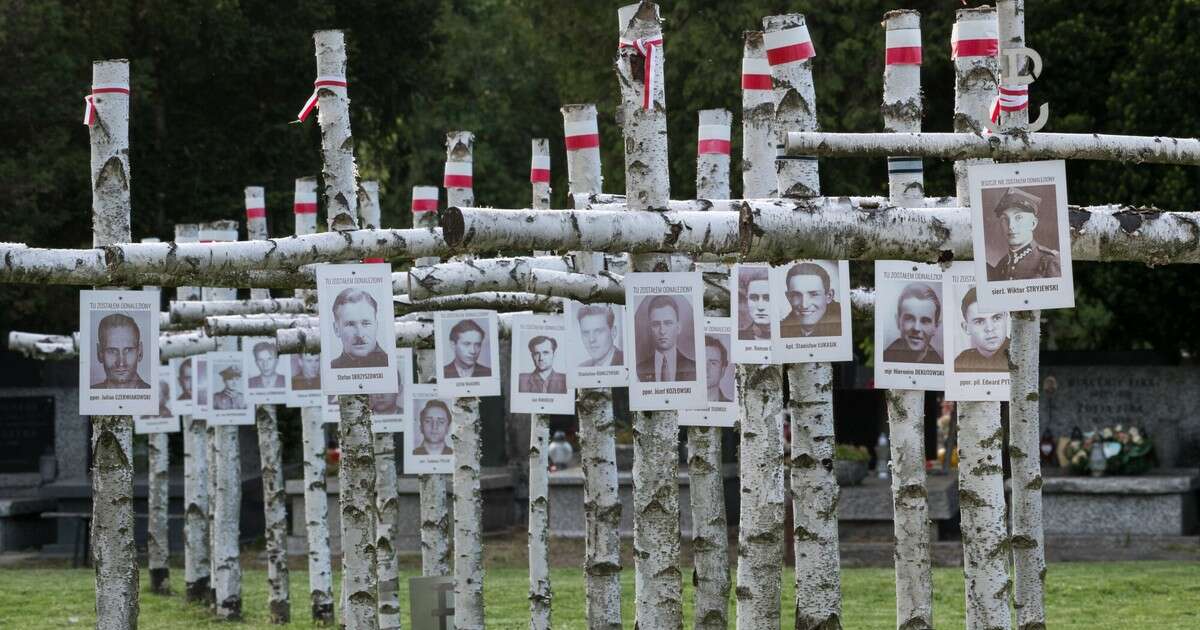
[0,562,1196,628]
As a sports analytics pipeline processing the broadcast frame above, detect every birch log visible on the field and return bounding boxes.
[532,138,552,210]
[953,9,1013,629]
[184,410,212,603]
[5,332,75,359]
[562,101,624,630]
[617,4,683,628]
[690,113,731,630]
[246,186,291,624]
[763,12,843,629]
[407,255,572,301]
[415,348,453,576]
[395,291,565,315]
[88,58,139,630]
[784,130,1200,166]
[528,412,552,630]
[882,10,934,630]
[170,298,310,324]
[311,29,379,630]
[211,337,243,620]
[452,396,485,629]
[206,314,320,337]
[148,429,171,595]
[996,3,1047,628]
[573,193,959,212]
[742,31,777,199]
[445,131,475,209]
[291,176,336,623]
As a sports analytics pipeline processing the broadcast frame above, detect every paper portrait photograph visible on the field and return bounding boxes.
[969,159,1075,312]
[435,310,501,398]
[731,263,773,364]
[770,260,853,363]
[623,271,706,411]
[169,357,196,416]
[194,356,209,418]
[287,351,324,407]
[79,289,160,416]
[317,263,399,396]
[372,347,412,434]
[944,261,1012,402]
[681,317,737,428]
[245,336,290,405]
[404,385,455,474]
[135,367,180,434]
[510,314,575,415]
[565,301,629,389]
[205,351,253,426]
[873,261,946,391]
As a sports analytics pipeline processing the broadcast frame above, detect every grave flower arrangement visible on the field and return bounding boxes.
[1064,425,1155,475]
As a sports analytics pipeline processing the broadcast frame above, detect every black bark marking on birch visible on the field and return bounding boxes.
[880,99,922,126]
[959,489,986,508]
[1026,475,1043,490]
[1010,535,1038,550]
[970,463,1003,476]
[897,484,927,500]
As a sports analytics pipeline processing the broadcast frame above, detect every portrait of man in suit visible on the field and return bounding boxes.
[779,263,842,338]
[291,353,321,390]
[176,358,193,401]
[443,318,492,379]
[737,267,772,341]
[704,335,731,403]
[330,287,389,369]
[576,304,623,367]
[413,399,452,456]
[635,295,696,383]
[882,282,943,365]
[248,341,285,389]
[519,335,567,394]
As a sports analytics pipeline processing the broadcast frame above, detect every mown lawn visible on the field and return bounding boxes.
[0,562,1196,628]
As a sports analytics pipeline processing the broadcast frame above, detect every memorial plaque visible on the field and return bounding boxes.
[0,397,55,473]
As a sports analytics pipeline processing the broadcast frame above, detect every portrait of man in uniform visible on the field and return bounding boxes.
[176,358,193,401]
[882,282,943,364]
[955,286,1010,373]
[248,341,285,389]
[985,187,1061,281]
[518,335,567,394]
[292,353,321,390]
[576,305,623,367]
[329,288,389,369]
[737,267,771,341]
[779,263,842,338]
[413,399,453,456]
[704,335,731,403]
[635,295,697,383]
[92,313,151,389]
[213,365,246,410]
[443,319,492,378]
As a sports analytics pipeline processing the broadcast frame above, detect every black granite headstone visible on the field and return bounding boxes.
[0,396,55,473]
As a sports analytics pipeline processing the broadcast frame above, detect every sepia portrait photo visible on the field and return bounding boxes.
[245,337,290,405]
[510,314,575,415]
[873,261,946,391]
[623,271,706,411]
[565,301,628,389]
[944,261,1012,402]
[731,263,773,364]
[404,385,454,474]
[681,318,737,428]
[770,260,852,363]
[194,356,209,418]
[136,369,180,434]
[372,347,411,434]
[205,351,253,426]
[287,352,324,407]
[170,356,195,416]
[79,289,160,416]
[316,263,398,396]
[435,310,501,398]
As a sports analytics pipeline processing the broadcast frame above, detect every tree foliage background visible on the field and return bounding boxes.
[2,0,1198,358]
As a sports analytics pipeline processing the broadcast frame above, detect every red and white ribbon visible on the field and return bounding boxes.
[530,155,551,183]
[564,119,600,151]
[989,85,1029,123]
[764,25,816,66]
[296,75,347,123]
[83,84,130,126]
[741,57,772,90]
[411,186,438,213]
[618,37,664,110]
[443,162,473,189]
[885,28,922,65]
[951,20,998,59]
[697,124,731,156]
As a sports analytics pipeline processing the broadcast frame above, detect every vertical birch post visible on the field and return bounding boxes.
[997,3,1047,627]
[451,397,485,629]
[178,221,213,605]
[444,131,475,209]
[245,185,292,624]
[952,9,1013,630]
[764,13,842,629]
[143,236,171,597]
[412,185,441,267]
[310,28,378,630]
[735,30,786,630]
[690,110,731,630]
[415,348,453,576]
[561,102,623,630]
[616,4,683,628]
[295,176,337,624]
[87,58,139,630]
[527,137,553,630]
[881,11,934,630]
[359,180,403,630]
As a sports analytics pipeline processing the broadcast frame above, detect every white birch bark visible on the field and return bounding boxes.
[184,414,212,603]
[277,316,520,356]
[206,314,320,337]
[953,10,1013,629]
[696,109,731,200]
[395,291,565,315]
[212,336,243,620]
[407,256,572,301]
[882,10,934,630]
[451,397,485,629]
[446,131,475,209]
[617,5,683,628]
[148,430,171,595]
[5,332,76,360]
[207,421,219,607]
[415,348,453,576]
[528,413,551,630]
[562,104,604,195]
[301,405,336,622]
[374,432,402,630]
[742,31,777,199]
[763,12,842,628]
[785,131,1200,166]
[995,3,1047,628]
[170,298,310,324]
[573,193,960,212]
[88,58,139,630]
[532,138,551,210]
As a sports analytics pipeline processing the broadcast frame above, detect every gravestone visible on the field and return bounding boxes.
[0,396,55,476]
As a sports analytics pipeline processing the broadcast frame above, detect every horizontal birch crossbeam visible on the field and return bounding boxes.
[0,229,442,288]
[204,314,320,337]
[275,314,521,354]
[526,268,731,308]
[406,255,573,300]
[394,292,566,315]
[6,331,77,360]
[170,298,313,324]
[785,131,1200,166]
[572,193,959,212]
